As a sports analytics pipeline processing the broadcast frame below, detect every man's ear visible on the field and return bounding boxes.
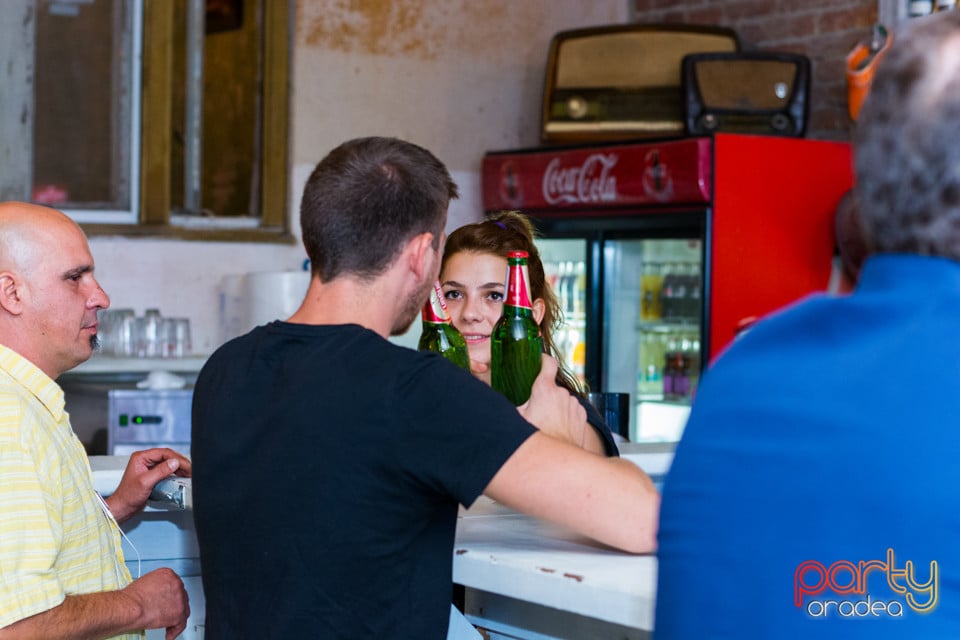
[532,297,546,325]
[0,272,23,316]
[406,232,437,282]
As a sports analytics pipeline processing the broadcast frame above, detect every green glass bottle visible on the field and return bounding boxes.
[491,251,543,405]
[418,281,470,371]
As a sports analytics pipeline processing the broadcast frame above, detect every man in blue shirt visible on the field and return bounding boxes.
[656,11,960,639]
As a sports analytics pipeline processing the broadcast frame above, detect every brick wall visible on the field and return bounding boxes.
[630,0,879,140]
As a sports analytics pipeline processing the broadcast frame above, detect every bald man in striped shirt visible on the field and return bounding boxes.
[0,202,191,640]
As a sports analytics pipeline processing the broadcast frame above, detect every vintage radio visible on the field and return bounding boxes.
[541,24,740,144]
[682,51,811,137]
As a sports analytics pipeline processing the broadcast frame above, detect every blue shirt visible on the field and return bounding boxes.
[656,254,960,639]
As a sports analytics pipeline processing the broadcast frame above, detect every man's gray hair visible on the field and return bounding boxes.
[854,11,960,257]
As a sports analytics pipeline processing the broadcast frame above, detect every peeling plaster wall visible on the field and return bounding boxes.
[292,0,627,175]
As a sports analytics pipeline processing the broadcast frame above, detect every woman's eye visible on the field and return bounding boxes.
[488,291,504,303]
[443,290,462,301]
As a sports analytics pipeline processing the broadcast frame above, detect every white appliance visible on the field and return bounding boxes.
[107,389,193,456]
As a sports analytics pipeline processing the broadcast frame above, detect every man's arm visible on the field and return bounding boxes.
[0,568,189,640]
[484,432,659,553]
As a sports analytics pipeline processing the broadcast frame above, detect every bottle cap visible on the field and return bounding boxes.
[507,251,529,259]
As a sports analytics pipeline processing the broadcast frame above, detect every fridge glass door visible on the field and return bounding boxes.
[603,238,702,443]
[539,239,588,388]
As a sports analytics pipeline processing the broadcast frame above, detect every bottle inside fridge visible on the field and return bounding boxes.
[540,236,701,443]
[541,241,588,387]
[605,239,703,443]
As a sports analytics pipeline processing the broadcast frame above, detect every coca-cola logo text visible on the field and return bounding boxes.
[542,154,618,205]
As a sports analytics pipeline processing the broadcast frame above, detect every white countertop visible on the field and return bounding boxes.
[452,443,670,632]
[454,498,658,631]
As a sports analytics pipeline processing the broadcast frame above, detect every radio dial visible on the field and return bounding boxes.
[566,96,589,120]
[771,114,790,131]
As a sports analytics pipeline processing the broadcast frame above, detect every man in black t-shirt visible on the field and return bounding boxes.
[191,136,659,639]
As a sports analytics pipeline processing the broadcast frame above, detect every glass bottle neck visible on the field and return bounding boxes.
[504,259,534,311]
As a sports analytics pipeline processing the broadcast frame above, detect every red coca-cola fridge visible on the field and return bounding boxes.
[481,133,852,442]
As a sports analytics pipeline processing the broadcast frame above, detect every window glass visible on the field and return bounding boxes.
[0,0,289,237]
[29,0,138,222]
[171,0,261,222]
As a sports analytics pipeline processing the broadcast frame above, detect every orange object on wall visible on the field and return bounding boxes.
[846,27,892,121]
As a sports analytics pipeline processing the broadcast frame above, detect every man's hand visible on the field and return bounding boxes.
[0,567,192,640]
[517,355,586,447]
[105,448,191,524]
[121,568,190,640]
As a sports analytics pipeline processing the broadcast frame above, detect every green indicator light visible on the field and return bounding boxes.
[119,414,128,427]
[134,416,144,425]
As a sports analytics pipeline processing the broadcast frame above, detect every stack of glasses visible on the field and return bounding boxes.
[97,308,192,358]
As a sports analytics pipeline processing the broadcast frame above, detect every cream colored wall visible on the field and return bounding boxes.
[89,0,626,356]
[292,0,625,169]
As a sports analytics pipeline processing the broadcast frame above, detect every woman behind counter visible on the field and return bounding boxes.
[440,210,619,457]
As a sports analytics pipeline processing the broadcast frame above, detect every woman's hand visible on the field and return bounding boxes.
[517,355,586,447]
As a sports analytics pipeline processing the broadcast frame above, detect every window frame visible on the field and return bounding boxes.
[81,0,294,243]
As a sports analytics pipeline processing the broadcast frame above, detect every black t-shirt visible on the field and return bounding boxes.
[191,322,535,640]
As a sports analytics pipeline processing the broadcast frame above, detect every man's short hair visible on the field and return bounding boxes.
[300,137,459,281]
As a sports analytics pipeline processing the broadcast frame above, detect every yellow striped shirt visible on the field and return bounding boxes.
[0,344,140,638]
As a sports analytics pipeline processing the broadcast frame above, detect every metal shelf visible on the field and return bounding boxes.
[63,355,208,377]
[637,319,700,332]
